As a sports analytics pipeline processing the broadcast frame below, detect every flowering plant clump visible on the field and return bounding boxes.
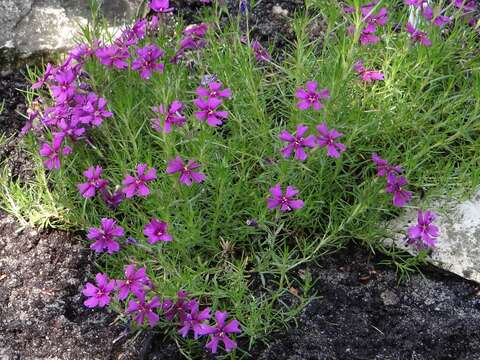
[19,0,480,356]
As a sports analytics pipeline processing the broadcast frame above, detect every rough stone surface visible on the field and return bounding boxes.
[388,191,480,284]
[0,0,142,64]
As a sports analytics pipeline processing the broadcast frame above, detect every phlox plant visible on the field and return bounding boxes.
[11,0,480,356]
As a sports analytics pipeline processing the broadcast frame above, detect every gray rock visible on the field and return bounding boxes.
[0,0,143,66]
[387,190,480,283]
[380,289,399,306]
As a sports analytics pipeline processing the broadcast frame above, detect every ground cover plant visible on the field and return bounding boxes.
[2,0,480,357]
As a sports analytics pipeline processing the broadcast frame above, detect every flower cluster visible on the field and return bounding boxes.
[194,80,231,126]
[345,2,389,45]
[29,52,113,169]
[279,123,346,161]
[31,0,458,354]
[171,23,209,63]
[83,272,242,354]
[372,153,411,208]
[452,0,478,26]
[87,214,173,253]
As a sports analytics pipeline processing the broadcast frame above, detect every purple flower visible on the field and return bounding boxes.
[184,23,209,37]
[132,44,165,80]
[39,134,72,170]
[54,116,86,140]
[166,157,206,186]
[196,81,232,100]
[82,273,115,308]
[100,188,125,209]
[77,166,109,198]
[371,153,402,177]
[359,23,380,45]
[251,40,271,62]
[267,183,304,212]
[316,123,346,158]
[353,61,384,83]
[170,24,209,63]
[363,6,388,27]
[193,98,229,126]
[407,210,439,248]
[77,92,113,126]
[122,163,157,198]
[279,124,316,161]
[406,22,432,46]
[200,311,241,354]
[151,101,186,133]
[127,295,161,327]
[385,174,412,208]
[432,15,451,27]
[20,109,39,136]
[295,81,330,111]
[143,218,173,244]
[87,218,124,254]
[178,300,211,339]
[150,0,173,12]
[95,45,130,69]
[453,0,477,14]
[50,70,76,103]
[116,264,150,300]
[32,63,54,90]
[163,290,189,321]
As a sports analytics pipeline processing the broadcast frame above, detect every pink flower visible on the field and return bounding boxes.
[359,23,380,45]
[200,311,242,353]
[151,101,186,133]
[196,81,232,100]
[178,300,211,339]
[77,165,109,198]
[143,218,173,244]
[122,163,157,198]
[267,183,304,212]
[82,273,115,308]
[162,290,190,321]
[149,0,173,12]
[385,174,412,208]
[127,295,161,327]
[315,123,346,158]
[116,264,150,300]
[371,153,402,177]
[87,218,124,254]
[39,134,72,170]
[406,22,432,46]
[166,157,205,186]
[295,81,330,111]
[279,124,316,161]
[407,210,439,248]
[251,40,271,62]
[353,61,384,83]
[193,98,229,127]
[95,45,130,69]
[131,44,165,80]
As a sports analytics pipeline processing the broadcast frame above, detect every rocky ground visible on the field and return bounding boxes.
[1,1,480,359]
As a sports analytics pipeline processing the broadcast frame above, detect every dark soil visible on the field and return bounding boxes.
[0,213,153,360]
[173,0,304,48]
[0,70,35,183]
[258,245,480,360]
